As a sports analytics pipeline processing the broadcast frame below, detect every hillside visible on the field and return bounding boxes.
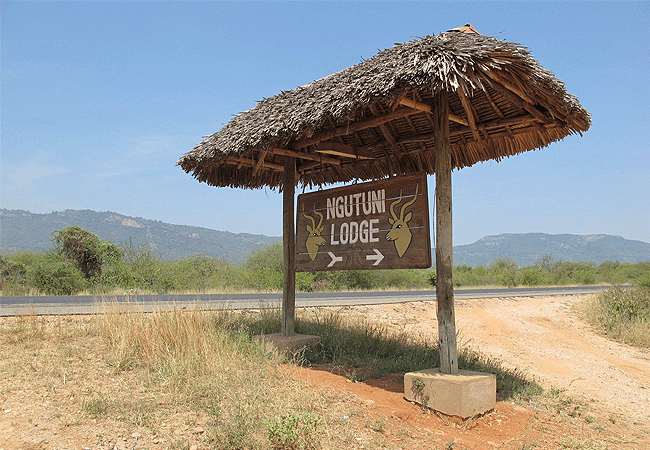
[2,209,649,266]
[453,233,650,267]
[0,209,280,264]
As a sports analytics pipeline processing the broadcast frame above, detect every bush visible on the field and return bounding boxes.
[27,254,87,295]
[519,265,545,286]
[53,226,121,279]
[489,258,518,287]
[585,286,650,347]
[267,412,322,450]
[0,256,28,295]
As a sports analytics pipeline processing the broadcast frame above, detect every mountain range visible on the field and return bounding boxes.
[0,209,280,264]
[1,209,649,266]
[452,233,650,267]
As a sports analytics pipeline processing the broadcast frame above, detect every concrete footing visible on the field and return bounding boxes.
[404,368,496,419]
[254,333,321,358]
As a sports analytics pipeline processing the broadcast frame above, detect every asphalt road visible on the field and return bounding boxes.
[0,286,614,316]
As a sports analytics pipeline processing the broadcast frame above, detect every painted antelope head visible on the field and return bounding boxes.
[386,184,419,257]
[303,209,326,261]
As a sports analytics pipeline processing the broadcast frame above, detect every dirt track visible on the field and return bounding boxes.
[453,295,650,424]
[293,294,650,448]
[353,294,650,424]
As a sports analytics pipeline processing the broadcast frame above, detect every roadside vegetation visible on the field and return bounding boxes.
[1,305,543,449]
[580,282,650,348]
[4,302,635,449]
[1,226,649,296]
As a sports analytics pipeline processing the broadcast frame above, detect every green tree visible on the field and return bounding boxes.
[27,254,87,295]
[53,226,121,279]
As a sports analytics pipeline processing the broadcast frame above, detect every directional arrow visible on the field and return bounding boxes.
[366,248,384,266]
[327,252,343,268]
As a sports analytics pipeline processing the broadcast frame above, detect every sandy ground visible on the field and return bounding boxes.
[360,294,650,425]
[292,293,650,448]
[1,293,649,449]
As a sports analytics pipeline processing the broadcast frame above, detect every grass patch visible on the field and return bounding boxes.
[289,309,541,401]
[4,303,628,449]
[579,286,650,348]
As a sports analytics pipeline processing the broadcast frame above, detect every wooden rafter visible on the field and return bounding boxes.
[482,86,505,120]
[484,70,553,123]
[390,88,410,112]
[291,107,417,149]
[369,103,396,145]
[456,86,482,144]
[398,97,469,126]
[312,142,374,160]
[268,147,340,166]
[225,156,283,172]
[252,148,269,175]
[391,113,543,147]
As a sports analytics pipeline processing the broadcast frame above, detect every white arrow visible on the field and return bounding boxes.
[366,248,384,266]
[327,252,343,268]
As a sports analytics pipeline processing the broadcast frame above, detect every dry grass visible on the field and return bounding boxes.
[3,303,647,449]
[0,307,389,449]
[578,287,650,348]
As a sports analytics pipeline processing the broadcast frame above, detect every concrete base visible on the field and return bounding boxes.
[254,333,321,358]
[404,368,496,419]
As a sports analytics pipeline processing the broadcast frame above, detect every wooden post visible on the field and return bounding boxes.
[434,91,459,374]
[282,157,296,336]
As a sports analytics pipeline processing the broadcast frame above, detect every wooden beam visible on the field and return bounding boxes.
[456,86,482,145]
[291,107,416,149]
[484,70,552,123]
[313,142,374,160]
[433,90,458,375]
[484,69,535,104]
[282,157,296,337]
[390,88,410,112]
[297,160,322,173]
[398,97,469,126]
[375,113,539,149]
[369,103,396,145]
[252,148,269,176]
[225,156,283,172]
[269,147,341,166]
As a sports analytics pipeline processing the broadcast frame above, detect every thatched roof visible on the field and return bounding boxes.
[178,25,590,190]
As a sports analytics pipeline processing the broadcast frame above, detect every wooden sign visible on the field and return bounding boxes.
[296,174,431,271]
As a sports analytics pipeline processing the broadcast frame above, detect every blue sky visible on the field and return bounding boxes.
[2,1,649,246]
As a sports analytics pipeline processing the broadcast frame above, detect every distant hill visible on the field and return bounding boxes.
[453,233,650,267]
[0,209,280,264]
[2,210,649,267]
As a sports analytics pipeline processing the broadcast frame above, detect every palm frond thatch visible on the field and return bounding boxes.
[178,25,590,190]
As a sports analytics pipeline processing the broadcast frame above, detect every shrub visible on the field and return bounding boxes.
[267,412,322,450]
[27,254,87,295]
[0,256,28,295]
[489,258,518,287]
[585,286,650,348]
[53,226,121,279]
[519,265,545,286]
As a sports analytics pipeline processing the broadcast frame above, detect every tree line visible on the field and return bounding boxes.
[1,226,649,296]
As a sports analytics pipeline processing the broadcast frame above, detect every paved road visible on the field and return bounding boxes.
[0,286,614,316]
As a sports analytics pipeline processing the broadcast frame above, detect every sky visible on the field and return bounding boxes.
[2,1,649,246]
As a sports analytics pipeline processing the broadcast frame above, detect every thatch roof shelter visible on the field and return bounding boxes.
[178,25,590,375]
[178,25,590,189]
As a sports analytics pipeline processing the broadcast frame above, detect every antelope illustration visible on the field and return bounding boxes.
[303,209,326,261]
[386,184,419,257]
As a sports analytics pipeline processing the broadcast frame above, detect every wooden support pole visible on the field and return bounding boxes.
[282,157,296,337]
[433,91,459,375]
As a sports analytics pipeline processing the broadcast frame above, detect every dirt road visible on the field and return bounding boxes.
[352,294,649,424]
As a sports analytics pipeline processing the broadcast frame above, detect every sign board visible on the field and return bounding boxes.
[296,174,431,271]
